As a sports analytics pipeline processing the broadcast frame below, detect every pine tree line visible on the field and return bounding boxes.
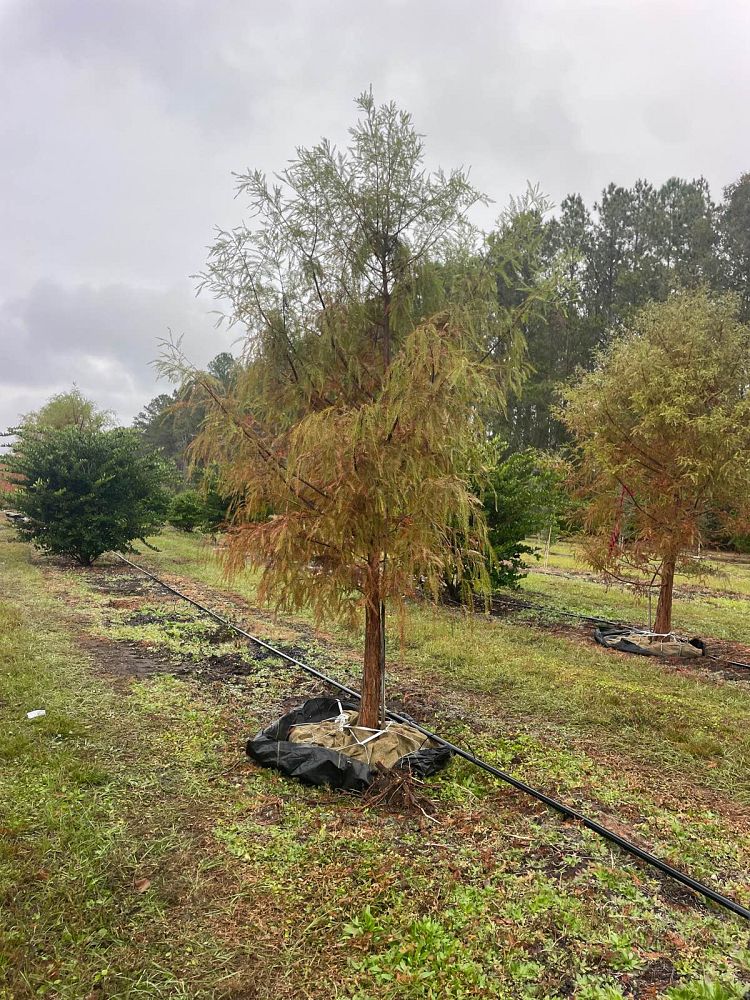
[504,172,750,451]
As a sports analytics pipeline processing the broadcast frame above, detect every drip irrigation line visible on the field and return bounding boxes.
[540,609,750,673]
[519,603,750,672]
[706,654,750,671]
[114,553,362,701]
[113,552,750,922]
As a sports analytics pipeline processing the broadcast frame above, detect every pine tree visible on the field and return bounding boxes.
[719,173,750,320]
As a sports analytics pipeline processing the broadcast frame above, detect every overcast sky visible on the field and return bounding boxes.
[1,0,748,431]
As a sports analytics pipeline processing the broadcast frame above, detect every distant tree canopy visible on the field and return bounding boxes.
[134,353,239,475]
[560,290,750,633]
[133,392,199,475]
[162,92,553,728]
[20,388,113,434]
[504,173,750,452]
[8,425,170,565]
[720,173,750,320]
[132,172,750,468]
[479,446,569,590]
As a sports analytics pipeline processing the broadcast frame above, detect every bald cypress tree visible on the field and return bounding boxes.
[560,290,750,634]
[164,94,548,727]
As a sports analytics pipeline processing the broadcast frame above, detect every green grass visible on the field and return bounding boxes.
[130,530,263,597]
[520,569,750,642]
[128,533,750,888]
[2,524,750,998]
[403,608,750,803]
[526,538,750,594]
[0,535,244,998]
[135,529,750,640]
[133,531,750,802]
[529,538,750,595]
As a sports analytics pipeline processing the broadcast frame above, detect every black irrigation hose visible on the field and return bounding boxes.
[707,654,750,671]
[113,552,750,922]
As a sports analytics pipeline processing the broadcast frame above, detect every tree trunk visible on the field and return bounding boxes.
[360,555,385,730]
[382,269,391,369]
[653,553,676,634]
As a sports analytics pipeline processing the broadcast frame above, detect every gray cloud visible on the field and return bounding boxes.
[0,280,233,428]
[1,0,748,429]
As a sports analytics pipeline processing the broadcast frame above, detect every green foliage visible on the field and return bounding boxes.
[200,470,232,533]
[445,443,569,596]
[20,387,113,433]
[503,173,750,451]
[164,475,235,536]
[479,446,568,589]
[731,534,750,554]
[719,173,750,321]
[133,353,239,477]
[206,351,238,391]
[133,391,202,476]
[665,980,747,1000]
[167,490,205,532]
[7,425,169,564]
[345,908,490,996]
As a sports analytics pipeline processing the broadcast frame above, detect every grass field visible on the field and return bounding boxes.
[2,523,749,998]
[519,539,750,643]
[531,538,750,598]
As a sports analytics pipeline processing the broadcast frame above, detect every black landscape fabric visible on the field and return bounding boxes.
[246,696,452,791]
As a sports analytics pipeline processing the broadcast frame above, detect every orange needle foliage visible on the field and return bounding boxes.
[162,94,552,727]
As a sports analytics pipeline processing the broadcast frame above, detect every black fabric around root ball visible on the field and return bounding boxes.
[246,696,452,791]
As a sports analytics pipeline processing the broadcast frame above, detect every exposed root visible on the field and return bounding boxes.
[361,763,440,822]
